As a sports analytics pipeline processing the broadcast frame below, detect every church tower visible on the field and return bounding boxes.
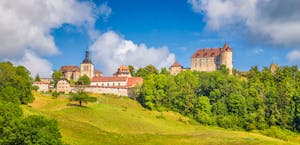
[80,50,94,78]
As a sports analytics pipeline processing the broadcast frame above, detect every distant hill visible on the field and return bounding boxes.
[21,92,300,145]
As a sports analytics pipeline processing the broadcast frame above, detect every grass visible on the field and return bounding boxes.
[21,92,300,145]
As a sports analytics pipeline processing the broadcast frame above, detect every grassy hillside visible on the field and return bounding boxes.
[21,92,300,145]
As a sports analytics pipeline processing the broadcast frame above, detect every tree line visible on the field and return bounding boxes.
[0,62,63,145]
[134,64,300,134]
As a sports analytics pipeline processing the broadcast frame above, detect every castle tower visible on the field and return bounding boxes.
[220,43,233,74]
[80,49,94,78]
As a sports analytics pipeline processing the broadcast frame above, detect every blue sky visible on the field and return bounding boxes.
[1,0,300,76]
[51,0,295,72]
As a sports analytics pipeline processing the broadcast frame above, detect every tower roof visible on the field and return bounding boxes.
[171,61,182,67]
[82,50,92,64]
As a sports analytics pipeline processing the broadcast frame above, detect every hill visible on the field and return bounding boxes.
[21,92,300,145]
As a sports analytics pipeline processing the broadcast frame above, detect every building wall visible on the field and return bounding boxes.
[90,81,127,87]
[56,80,71,94]
[221,51,233,74]
[33,83,49,92]
[79,86,129,97]
[191,57,218,72]
[170,66,182,75]
[80,63,94,78]
[63,71,81,81]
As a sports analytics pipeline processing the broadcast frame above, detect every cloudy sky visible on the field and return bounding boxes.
[1,0,300,77]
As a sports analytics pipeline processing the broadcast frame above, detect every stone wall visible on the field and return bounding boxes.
[70,86,130,97]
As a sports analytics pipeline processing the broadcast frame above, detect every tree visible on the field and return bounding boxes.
[34,74,41,82]
[15,115,63,145]
[0,62,34,104]
[0,61,63,144]
[128,65,136,76]
[76,75,91,85]
[52,70,62,87]
[218,64,229,75]
[70,91,97,106]
[160,68,169,75]
[136,65,158,77]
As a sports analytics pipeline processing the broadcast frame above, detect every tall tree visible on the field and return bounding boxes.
[52,70,62,87]
[34,74,41,82]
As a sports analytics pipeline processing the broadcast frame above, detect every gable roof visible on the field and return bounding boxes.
[60,66,80,72]
[192,44,232,58]
[94,69,102,74]
[127,77,143,87]
[91,76,127,82]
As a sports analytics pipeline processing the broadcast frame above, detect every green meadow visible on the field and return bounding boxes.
[21,92,300,145]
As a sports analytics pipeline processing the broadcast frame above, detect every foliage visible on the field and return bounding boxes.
[32,85,39,91]
[0,61,63,145]
[52,91,60,99]
[70,91,97,106]
[128,65,136,76]
[52,70,62,87]
[137,64,300,134]
[34,74,41,82]
[76,74,91,85]
[0,62,34,104]
[136,65,158,77]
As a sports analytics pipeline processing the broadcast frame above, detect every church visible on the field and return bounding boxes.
[60,50,102,81]
[58,50,143,97]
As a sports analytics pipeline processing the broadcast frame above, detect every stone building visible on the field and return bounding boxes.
[191,43,233,74]
[113,66,132,77]
[60,50,102,81]
[169,61,183,75]
[33,82,49,92]
[56,79,71,94]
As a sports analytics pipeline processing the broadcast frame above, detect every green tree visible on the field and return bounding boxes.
[76,74,91,85]
[70,91,97,106]
[218,64,229,75]
[15,115,63,145]
[136,65,158,77]
[34,74,41,82]
[52,70,62,87]
[128,65,136,76]
[0,62,34,104]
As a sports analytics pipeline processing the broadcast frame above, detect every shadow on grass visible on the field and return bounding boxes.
[67,103,88,108]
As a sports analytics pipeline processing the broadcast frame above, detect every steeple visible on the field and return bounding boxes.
[82,48,92,64]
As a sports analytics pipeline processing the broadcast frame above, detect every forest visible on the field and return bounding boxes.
[134,64,300,136]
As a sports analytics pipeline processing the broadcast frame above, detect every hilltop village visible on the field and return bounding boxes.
[34,43,233,97]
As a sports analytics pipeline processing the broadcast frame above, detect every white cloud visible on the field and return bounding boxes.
[287,50,300,62]
[0,0,110,77]
[13,51,53,77]
[90,31,175,75]
[187,0,300,46]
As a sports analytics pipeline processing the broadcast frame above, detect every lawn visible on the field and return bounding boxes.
[21,92,300,145]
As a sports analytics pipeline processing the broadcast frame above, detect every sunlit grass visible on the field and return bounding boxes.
[21,92,300,145]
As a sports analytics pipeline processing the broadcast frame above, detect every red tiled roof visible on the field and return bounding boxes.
[94,69,102,74]
[192,44,232,58]
[91,76,127,82]
[60,66,80,72]
[171,61,181,67]
[127,77,143,87]
[34,81,49,85]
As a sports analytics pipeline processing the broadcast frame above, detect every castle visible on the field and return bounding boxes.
[170,43,233,75]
